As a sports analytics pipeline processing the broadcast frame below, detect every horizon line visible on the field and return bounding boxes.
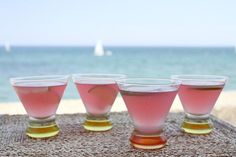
[0,44,235,48]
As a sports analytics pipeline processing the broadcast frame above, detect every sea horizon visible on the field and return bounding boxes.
[0,45,235,48]
[0,46,236,102]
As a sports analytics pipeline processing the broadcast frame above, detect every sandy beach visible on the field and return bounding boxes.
[0,91,235,126]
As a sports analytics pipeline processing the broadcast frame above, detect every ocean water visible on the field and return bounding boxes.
[0,46,235,102]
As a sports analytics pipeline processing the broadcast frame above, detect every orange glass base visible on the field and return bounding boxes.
[130,130,166,149]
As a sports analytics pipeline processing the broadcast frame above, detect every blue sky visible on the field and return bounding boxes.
[0,0,236,46]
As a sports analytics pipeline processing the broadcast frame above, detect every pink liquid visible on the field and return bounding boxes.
[178,83,224,115]
[14,82,67,118]
[120,87,178,134]
[75,83,119,116]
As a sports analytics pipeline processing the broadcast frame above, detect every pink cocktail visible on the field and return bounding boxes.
[179,84,224,115]
[75,83,118,116]
[10,75,69,138]
[172,75,227,134]
[117,78,180,149]
[73,74,125,131]
[14,83,66,118]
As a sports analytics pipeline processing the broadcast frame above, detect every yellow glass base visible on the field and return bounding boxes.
[26,116,59,138]
[130,131,166,150]
[182,121,213,134]
[182,113,213,135]
[83,116,112,131]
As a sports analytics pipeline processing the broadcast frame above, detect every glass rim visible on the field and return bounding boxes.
[10,75,70,85]
[72,73,126,77]
[72,73,126,82]
[171,75,228,82]
[116,78,181,87]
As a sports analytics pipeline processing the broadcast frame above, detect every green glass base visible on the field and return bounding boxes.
[182,113,213,135]
[26,116,59,138]
[130,130,166,150]
[83,114,112,131]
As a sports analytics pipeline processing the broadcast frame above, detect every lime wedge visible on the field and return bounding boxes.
[88,85,117,104]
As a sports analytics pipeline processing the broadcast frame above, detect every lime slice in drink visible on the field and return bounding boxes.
[88,85,117,104]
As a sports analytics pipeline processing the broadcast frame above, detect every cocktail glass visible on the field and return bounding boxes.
[117,78,180,149]
[10,75,69,138]
[171,75,227,134]
[72,74,125,131]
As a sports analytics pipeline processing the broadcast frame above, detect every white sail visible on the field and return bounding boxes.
[94,41,105,56]
[5,42,11,52]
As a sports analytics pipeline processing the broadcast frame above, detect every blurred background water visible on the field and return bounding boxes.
[0,46,235,102]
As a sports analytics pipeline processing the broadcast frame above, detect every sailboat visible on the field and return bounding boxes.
[94,40,113,56]
[5,42,11,52]
[94,41,105,56]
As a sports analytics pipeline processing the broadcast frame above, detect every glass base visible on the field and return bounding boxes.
[130,130,166,150]
[83,114,112,131]
[182,113,213,135]
[26,115,59,138]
